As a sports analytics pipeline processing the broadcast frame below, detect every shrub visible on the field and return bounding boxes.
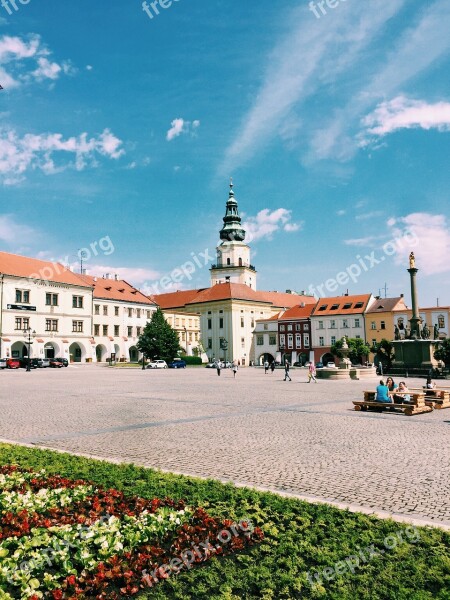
[180,355,202,365]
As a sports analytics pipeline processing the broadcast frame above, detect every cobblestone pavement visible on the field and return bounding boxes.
[1,365,449,527]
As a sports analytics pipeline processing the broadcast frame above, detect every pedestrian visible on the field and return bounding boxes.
[232,360,238,378]
[215,361,221,377]
[284,360,292,382]
[264,360,269,374]
[308,362,317,383]
[270,361,275,374]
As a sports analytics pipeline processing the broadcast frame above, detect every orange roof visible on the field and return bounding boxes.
[0,251,92,288]
[278,304,315,320]
[311,294,373,316]
[365,297,408,314]
[154,283,316,309]
[79,274,155,305]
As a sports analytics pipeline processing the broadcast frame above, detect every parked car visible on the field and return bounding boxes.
[205,362,216,368]
[49,358,63,368]
[147,360,168,369]
[37,358,50,368]
[54,357,68,367]
[293,361,303,367]
[6,358,20,369]
[168,358,187,369]
[19,358,37,369]
[315,362,324,369]
[0,358,7,370]
[221,361,232,368]
[327,362,337,368]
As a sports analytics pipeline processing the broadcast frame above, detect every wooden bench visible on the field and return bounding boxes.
[353,392,433,416]
[409,388,450,410]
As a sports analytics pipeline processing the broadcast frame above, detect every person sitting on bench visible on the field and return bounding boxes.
[386,377,398,394]
[393,381,411,404]
[424,376,437,397]
[376,380,392,403]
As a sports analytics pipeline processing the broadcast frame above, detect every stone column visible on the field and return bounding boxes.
[408,266,422,339]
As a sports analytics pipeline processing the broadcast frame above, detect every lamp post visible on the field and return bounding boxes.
[184,326,188,355]
[23,327,36,372]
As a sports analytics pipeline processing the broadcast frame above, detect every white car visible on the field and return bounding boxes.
[327,362,337,368]
[147,360,168,369]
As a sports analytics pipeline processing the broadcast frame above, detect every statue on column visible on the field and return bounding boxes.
[394,325,400,340]
[409,252,415,269]
[434,324,439,340]
[422,323,430,340]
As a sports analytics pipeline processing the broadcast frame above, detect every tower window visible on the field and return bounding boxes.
[239,258,243,266]
[227,258,231,265]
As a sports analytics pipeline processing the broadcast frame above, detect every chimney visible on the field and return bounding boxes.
[94,277,97,282]
[300,302,305,308]
[115,274,119,281]
[400,293,404,298]
[105,273,111,279]
[286,289,292,294]
[225,276,230,282]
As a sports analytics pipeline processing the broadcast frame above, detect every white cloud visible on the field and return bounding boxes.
[336,209,346,216]
[360,96,450,143]
[344,235,386,247]
[0,34,72,88]
[243,208,302,242]
[387,213,450,275]
[355,211,385,221]
[87,265,161,286]
[0,128,125,183]
[166,118,200,141]
[0,214,36,244]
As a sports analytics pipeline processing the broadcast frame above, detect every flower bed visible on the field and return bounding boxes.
[0,466,263,599]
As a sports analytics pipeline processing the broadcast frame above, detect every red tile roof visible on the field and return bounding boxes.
[278,304,315,320]
[365,297,408,313]
[311,294,373,316]
[79,274,155,305]
[0,252,92,288]
[152,289,207,309]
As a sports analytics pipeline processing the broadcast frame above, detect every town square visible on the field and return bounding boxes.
[1,0,450,598]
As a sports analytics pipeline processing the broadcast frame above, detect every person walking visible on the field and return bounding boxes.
[232,360,238,379]
[270,361,275,374]
[215,361,221,376]
[284,360,292,382]
[308,362,317,383]
[264,360,269,374]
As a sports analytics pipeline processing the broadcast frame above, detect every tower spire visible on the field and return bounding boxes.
[220,179,245,242]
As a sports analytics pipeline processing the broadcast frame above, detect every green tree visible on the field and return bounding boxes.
[137,308,181,363]
[434,339,450,365]
[331,337,371,365]
[371,339,395,369]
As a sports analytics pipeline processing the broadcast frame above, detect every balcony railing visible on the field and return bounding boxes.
[211,263,256,271]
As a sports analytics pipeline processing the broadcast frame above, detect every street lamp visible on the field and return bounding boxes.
[23,327,36,372]
[221,338,228,365]
[184,326,188,355]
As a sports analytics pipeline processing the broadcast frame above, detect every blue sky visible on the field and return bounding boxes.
[1,0,450,306]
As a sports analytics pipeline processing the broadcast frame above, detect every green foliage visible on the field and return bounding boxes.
[0,444,449,600]
[371,339,395,369]
[434,339,450,365]
[180,355,202,365]
[330,338,371,364]
[137,308,180,363]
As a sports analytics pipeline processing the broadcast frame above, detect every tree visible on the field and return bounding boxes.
[371,339,395,369]
[331,338,371,365]
[137,308,181,363]
[434,339,450,365]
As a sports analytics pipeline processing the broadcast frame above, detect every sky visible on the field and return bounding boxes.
[1,0,450,307]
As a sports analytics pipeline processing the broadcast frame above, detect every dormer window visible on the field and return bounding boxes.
[318,305,328,311]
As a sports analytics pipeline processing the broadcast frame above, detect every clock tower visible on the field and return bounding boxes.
[210,180,257,289]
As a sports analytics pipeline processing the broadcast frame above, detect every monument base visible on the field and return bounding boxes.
[316,367,377,381]
[391,339,440,376]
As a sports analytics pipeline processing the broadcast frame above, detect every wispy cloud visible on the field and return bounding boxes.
[360,96,450,144]
[355,211,385,221]
[0,128,125,184]
[85,265,161,285]
[243,208,302,242]
[0,214,37,245]
[166,118,200,141]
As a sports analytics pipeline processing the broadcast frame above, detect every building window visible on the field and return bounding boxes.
[371,321,376,330]
[287,334,294,349]
[15,317,30,330]
[295,324,301,331]
[94,324,100,336]
[330,320,336,329]
[295,334,301,347]
[72,321,83,333]
[103,305,108,316]
[318,321,324,330]
[257,335,264,346]
[208,318,212,329]
[137,309,141,318]
[128,308,132,318]
[114,325,120,336]
[219,318,224,328]
[355,318,361,328]
[72,296,83,308]
[115,306,119,316]
[343,319,348,328]
[319,336,324,347]
[240,317,244,327]
[46,293,58,306]
[195,333,198,341]
[102,325,108,336]
[94,304,100,315]
[127,326,133,337]
[264,324,268,330]
[331,336,336,346]
[146,310,151,319]
[16,289,30,303]
[136,327,141,336]
[380,321,386,330]
[356,335,361,339]
[207,338,212,349]
[304,323,310,331]
[269,335,277,346]
[251,319,255,328]
[279,334,286,346]
[280,325,285,332]
[287,324,293,332]
[303,334,310,348]
[438,315,445,328]
[45,319,58,332]
[241,337,245,348]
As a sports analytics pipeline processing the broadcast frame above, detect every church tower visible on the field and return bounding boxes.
[210,180,257,289]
